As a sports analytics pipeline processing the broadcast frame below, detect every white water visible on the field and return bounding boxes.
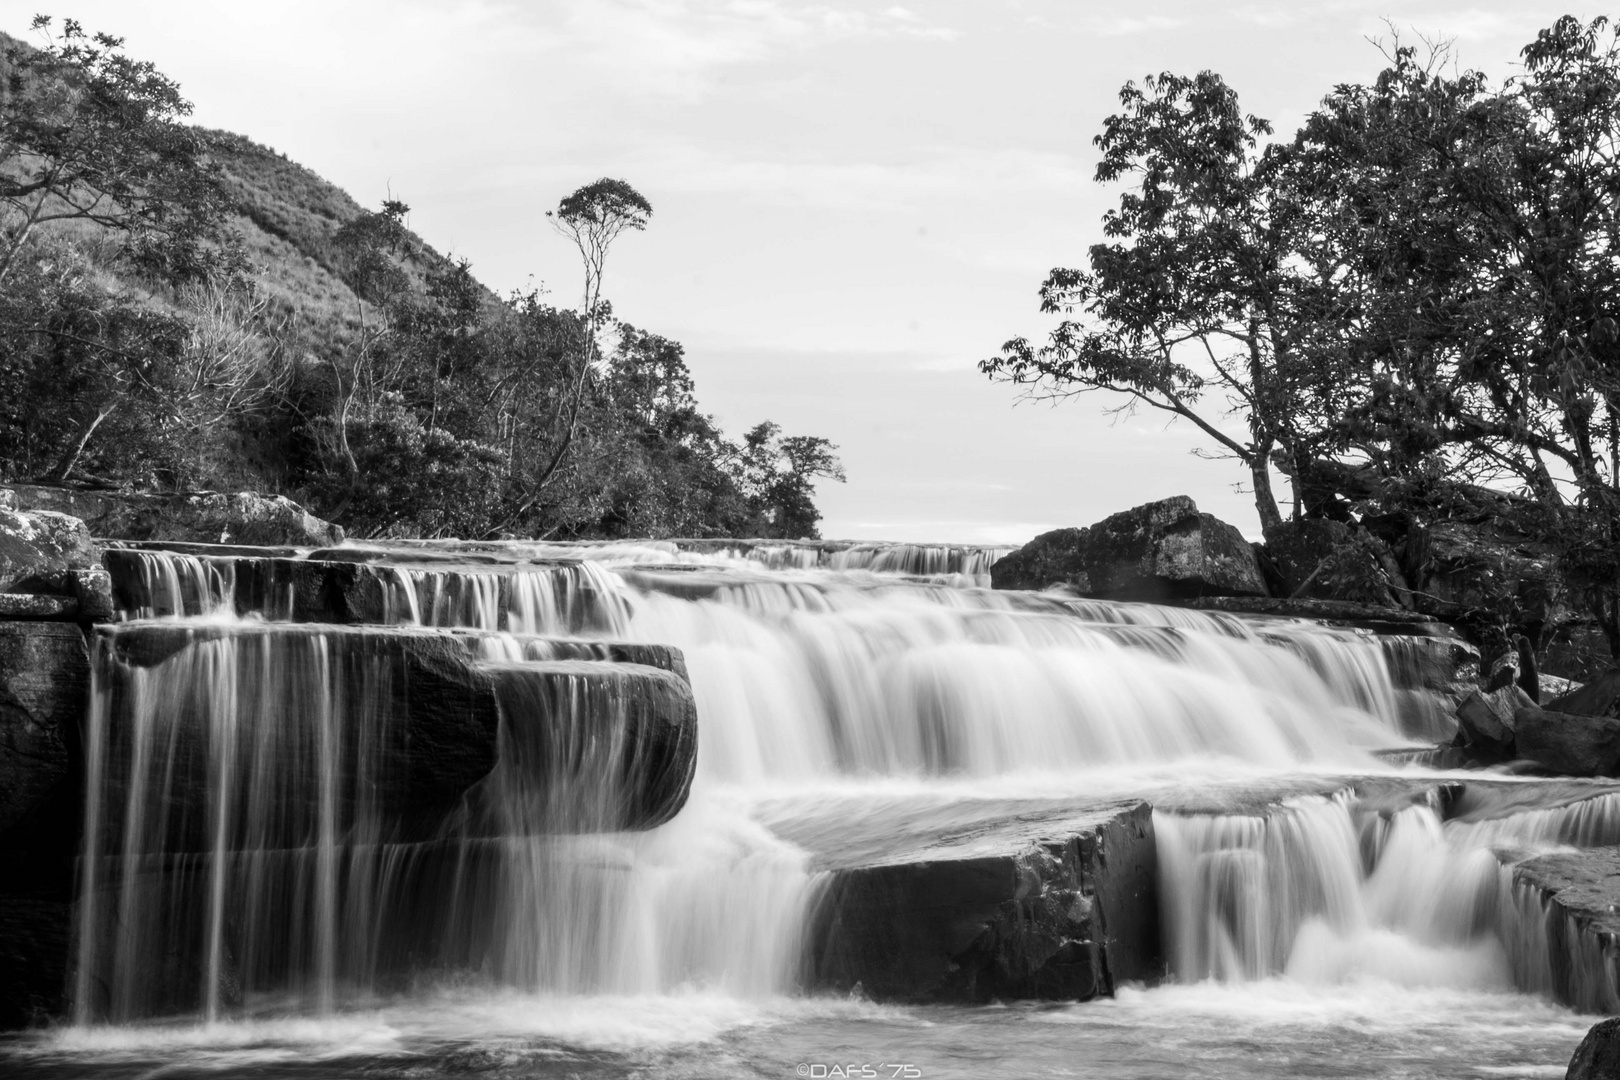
[16,541,1609,1077]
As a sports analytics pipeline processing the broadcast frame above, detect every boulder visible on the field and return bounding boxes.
[6,485,343,546]
[804,798,1159,1002]
[1515,705,1620,777]
[0,508,98,594]
[1414,519,1567,628]
[1550,671,1620,719]
[1570,1018,1620,1080]
[1455,686,1535,760]
[990,497,1267,600]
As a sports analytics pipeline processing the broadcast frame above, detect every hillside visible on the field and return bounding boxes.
[0,23,844,540]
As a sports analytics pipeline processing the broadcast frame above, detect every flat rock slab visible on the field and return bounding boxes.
[1508,847,1620,1013]
[776,795,1159,1003]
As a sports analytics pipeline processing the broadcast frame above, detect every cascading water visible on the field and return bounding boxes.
[16,540,1612,1078]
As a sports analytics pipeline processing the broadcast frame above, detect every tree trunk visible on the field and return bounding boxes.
[1250,454,1284,534]
[49,404,115,482]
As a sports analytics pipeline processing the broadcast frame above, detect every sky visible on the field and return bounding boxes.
[2,1,1599,542]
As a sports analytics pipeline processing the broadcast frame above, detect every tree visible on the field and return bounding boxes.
[736,421,846,538]
[981,72,1351,533]
[532,178,653,491]
[0,17,230,286]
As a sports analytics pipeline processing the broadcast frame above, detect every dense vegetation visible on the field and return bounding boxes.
[0,18,843,540]
[986,16,1620,656]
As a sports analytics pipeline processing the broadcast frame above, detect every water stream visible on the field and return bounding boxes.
[4,541,1607,1077]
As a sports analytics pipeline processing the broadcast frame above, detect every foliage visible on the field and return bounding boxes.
[0,22,844,541]
[987,15,1620,653]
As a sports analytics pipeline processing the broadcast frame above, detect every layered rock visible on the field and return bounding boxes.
[1506,847,1620,1013]
[991,496,1266,600]
[800,798,1159,1002]
[98,623,697,843]
[7,485,343,547]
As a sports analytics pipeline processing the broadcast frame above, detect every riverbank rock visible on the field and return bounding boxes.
[990,497,1266,600]
[6,485,343,546]
[1507,847,1620,1013]
[0,508,98,594]
[1569,1018,1620,1079]
[801,798,1159,1002]
[0,620,90,1030]
[1515,705,1620,778]
[0,621,90,839]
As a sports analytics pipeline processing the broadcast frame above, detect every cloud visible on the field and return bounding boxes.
[1088,15,1182,36]
[521,0,959,96]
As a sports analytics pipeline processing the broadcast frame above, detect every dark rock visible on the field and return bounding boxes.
[0,508,98,594]
[6,485,343,546]
[1181,595,1441,632]
[1550,671,1620,719]
[1262,517,1398,606]
[991,497,1266,600]
[1569,1018,1620,1080]
[98,623,696,844]
[1509,848,1620,1013]
[1455,686,1534,760]
[806,799,1158,1002]
[0,621,89,838]
[68,567,115,623]
[1516,705,1620,777]
[1414,519,1568,628]
[0,621,88,1030]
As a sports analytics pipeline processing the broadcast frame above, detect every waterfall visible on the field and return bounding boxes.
[71,541,1571,1033]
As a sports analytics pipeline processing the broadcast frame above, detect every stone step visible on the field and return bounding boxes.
[776,796,1159,1002]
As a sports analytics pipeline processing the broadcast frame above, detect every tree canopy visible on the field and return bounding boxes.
[985,15,1620,654]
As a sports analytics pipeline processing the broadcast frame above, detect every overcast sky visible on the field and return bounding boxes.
[6,1,1597,541]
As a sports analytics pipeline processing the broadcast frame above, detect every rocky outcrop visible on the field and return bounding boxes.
[99,623,697,842]
[1569,1018,1620,1079]
[991,497,1266,600]
[1516,706,1620,778]
[7,485,343,547]
[0,620,90,1030]
[0,622,89,838]
[1507,847,1620,1013]
[803,799,1159,1002]
[0,507,99,595]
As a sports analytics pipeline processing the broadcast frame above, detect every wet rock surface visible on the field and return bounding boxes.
[1569,1018,1620,1080]
[99,623,697,842]
[0,620,89,1030]
[1510,847,1620,1013]
[1516,706,1620,778]
[990,496,1266,600]
[797,798,1159,1002]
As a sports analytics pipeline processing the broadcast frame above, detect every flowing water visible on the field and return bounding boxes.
[3,540,1609,1077]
